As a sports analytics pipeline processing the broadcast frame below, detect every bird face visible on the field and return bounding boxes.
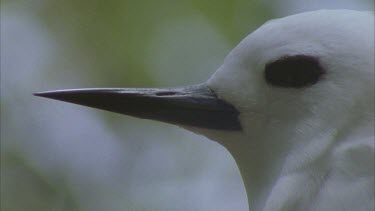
[35,9,374,210]
[206,10,374,143]
[35,10,374,147]
[35,10,374,145]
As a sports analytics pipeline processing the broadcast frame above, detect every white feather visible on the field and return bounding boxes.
[190,10,374,211]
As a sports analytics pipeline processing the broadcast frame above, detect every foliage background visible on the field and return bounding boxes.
[1,1,373,210]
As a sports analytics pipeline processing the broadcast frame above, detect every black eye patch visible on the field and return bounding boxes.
[264,55,325,88]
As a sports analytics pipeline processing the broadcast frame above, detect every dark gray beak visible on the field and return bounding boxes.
[34,84,241,131]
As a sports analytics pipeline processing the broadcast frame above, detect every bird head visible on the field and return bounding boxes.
[204,10,374,145]
[35,9,374,152]
[35,9,374,210]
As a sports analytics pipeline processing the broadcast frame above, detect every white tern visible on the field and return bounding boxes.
[36,10,374,211]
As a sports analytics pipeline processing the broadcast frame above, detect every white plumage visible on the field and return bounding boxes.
[200,10,374,211]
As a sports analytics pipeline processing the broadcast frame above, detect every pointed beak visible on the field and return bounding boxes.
[34,84,241,131]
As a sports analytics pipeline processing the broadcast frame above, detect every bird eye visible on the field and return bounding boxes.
[264,55,325,88]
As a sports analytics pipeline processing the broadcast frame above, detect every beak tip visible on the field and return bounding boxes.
[33,92,45,97]
[33,90,69,100]
[34,91,54,98]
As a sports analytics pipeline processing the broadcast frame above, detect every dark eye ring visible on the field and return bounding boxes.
[264,55,325,88]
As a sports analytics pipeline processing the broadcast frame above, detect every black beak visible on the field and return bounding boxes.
[34,84,241,131]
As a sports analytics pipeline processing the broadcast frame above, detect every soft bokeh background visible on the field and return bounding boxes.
[1,1,373,211]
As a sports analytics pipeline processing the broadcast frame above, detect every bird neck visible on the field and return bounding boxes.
[221,130,293,211]
[219,114,373,211]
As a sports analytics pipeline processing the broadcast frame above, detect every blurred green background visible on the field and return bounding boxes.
[1,1,373,210]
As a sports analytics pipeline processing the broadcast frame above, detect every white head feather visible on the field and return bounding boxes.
[196,10,374,211]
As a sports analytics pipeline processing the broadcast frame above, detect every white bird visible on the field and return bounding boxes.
[36,10,374,211]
